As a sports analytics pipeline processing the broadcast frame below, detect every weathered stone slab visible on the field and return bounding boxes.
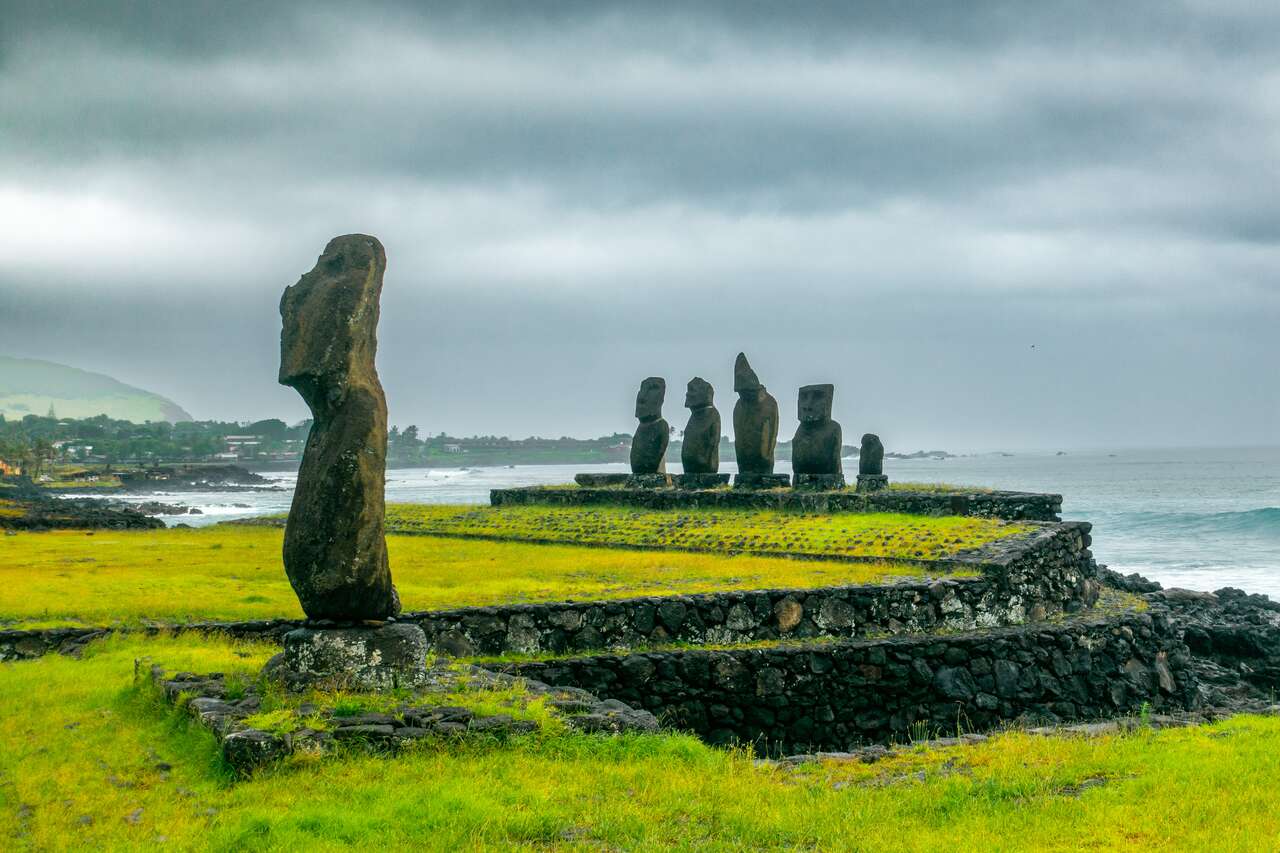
[282,623,428,690]
[856,474,889,493]
[627,473,673,489]
[733,472,791,489]
[279,234,398,621]
[574,473,630,487]
[674,473,731,490]
[795,473,847,491]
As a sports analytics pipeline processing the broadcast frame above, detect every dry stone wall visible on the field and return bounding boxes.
[503,610,1195,754]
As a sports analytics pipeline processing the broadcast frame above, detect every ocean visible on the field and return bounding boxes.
[81,447,1280,599]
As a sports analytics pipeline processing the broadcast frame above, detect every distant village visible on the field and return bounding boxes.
[0,412,955,480]
[0,411,639,476]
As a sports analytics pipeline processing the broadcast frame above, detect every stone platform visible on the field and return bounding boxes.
[151,660,658,774]
[734,473,791,489]
[491,485,1064,521]
[279,622,429,690]
[674,473,731,489]
[574,473,631,487]
[794,473,846,490]
[856,474,889,493]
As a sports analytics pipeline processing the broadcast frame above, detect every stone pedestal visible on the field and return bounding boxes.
[627,473,673,489]
[673,473,731,490]
[856,474,889,493]
[793,473,846,491]
[733,472,791,490]
[574,473,630,487]
[281,623,428,691]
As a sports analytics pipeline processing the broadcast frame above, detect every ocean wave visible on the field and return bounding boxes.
[1107,507,1280,538]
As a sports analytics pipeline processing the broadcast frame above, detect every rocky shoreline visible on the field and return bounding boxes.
[0,463,279,530]
[0,481,163,531]
[115,464,275,492]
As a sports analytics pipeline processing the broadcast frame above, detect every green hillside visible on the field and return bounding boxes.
[0,356,192,423]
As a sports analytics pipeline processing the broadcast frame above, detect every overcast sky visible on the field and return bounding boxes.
[2,1,1278,450]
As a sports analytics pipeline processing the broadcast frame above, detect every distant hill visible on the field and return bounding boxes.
[0,356,193,423]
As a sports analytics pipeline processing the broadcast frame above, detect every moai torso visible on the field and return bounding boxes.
[681,377,721,474]
[631,377,669,473]
[791,384,843,476]
[731,353,779,474]
[859,433,885,476]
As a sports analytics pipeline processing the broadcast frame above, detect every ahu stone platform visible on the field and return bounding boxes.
[2,521,1094,662]
[492,485,1064,522]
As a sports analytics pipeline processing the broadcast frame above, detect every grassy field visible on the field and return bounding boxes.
[3,633,1279,850]
[385,504,1027,560]
[0,525,944,629]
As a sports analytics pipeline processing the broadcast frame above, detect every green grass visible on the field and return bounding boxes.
[887,481,993,494]
[4,633,1280,850]
[386,504,1027,561]
[0,525,943,629]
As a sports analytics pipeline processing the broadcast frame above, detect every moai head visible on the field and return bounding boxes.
[685,377,714,410]
[635,377,666,422]
[279,235,385,417]
[734,352,762,395]
[798,384,834,424]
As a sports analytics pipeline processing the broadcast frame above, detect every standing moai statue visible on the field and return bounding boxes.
[279,234,398,621]
[277,234,426,690]
[676,377,729,488]
[732,353,785,488]
[681,377,720,473]
[630,377,669,475]
[856,433,888,492]
[791,384,845,489]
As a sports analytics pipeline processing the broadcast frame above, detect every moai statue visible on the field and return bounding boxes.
[856,433,888,492]
[277,234,426,689]
[676,377,728,488]
[732,353,785,488]
[791,384,845,489]
[630,377,669,476]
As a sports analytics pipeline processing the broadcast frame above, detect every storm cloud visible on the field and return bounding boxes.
[2,1,1278,449]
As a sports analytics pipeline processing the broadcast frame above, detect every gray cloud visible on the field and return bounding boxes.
[1,1,1278,449]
